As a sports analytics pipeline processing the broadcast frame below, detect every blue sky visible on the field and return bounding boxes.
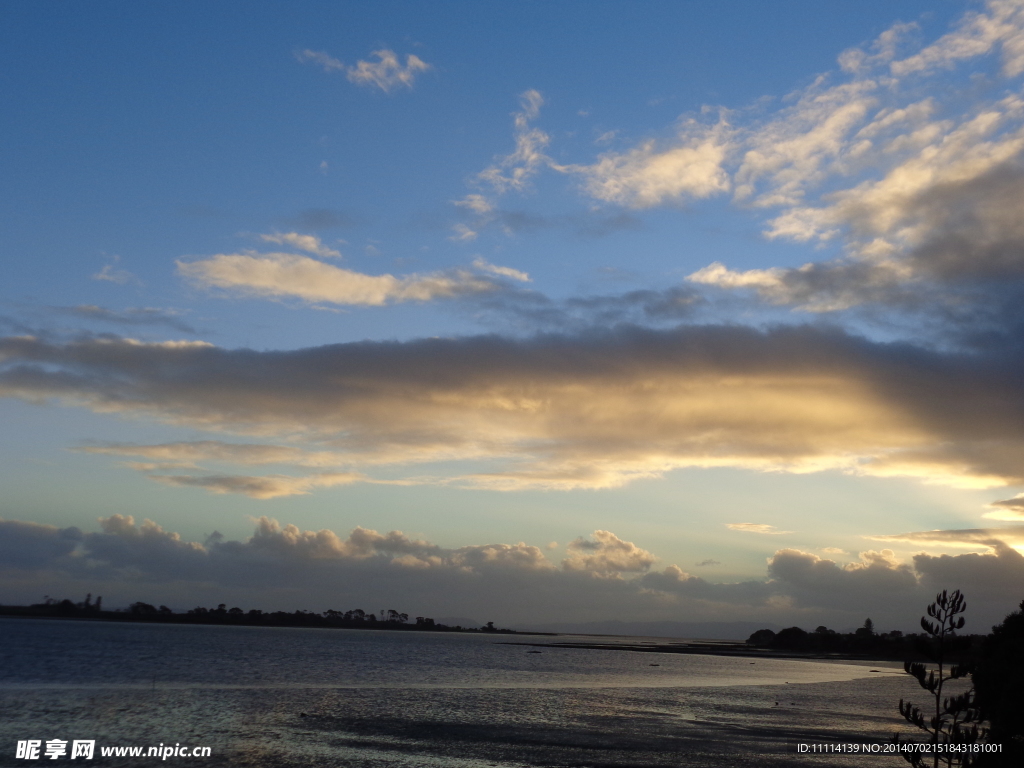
[3,0,1024,631]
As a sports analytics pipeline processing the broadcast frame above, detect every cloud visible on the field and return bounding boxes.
[5,323,1024,491]
[867,525,1024,549]
[449,223,478,242]
[491,2,1019,328]
[471,258,530,282]
[562,530,657,575]
[490,209,643,238]
[986,493,1024,520]
[297,48,431,92]
[477,90,551,194]
[0,519,82,570]
[258,232,341,258]
[178,252,498,306]
[5,514,1024,629]
[345,49,431,92]
[695,558,721,566]
[78,440,342,468]
[462,284,700,334]
[454,195,493,214]
[766,548,920,612]
[456,92,646,239]
[726,523,793,535]
[640,564,776,605]
[92,256,137,286]
[295,49,345,72]
[55,306,198,334]
[150,471,364,499]
[574,118,733,208]
[889,1,1024,78]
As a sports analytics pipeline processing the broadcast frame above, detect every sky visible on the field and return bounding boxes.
[3,0,1024,633]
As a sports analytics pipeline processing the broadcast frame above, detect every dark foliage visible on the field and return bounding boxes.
[972,599,1024,767]
[0,596,514,634]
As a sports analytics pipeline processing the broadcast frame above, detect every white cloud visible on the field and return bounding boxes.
[726,523,793,535]
[295,49,345,72]
[150,471,364,499]
[575,119,732,208]
[297,47,431,92]
[562,530,657,575]
[259,232,341,258]
[178,252,497,306]
[92,255,137,285]
[867,525,1024,549]
[453,194,493,214]
[477,90,552,194]
[346,49,431,92]
[472,257,530,282]
[890,0,1024,77]
[687,262,788,292]
[733,80,878,207]
[449,223,478,242]
[547,2,1024,318]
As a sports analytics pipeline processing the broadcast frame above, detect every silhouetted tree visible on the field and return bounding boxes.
[746,628,776,646]
[895,589,986,767]
[772,626,809,650]
[972,599,1024,767]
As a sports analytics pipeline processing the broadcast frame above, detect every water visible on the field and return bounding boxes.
[0,618,924,766]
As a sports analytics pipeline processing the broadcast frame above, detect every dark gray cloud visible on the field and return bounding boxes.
[6,515,1020,629]
[0,315,35,335]
[0,520,82,570]
[464,285,703,332]
[767,548,919,612]
[689,156,1024,351]
[3,323,1024,491]
[56,305,199,335]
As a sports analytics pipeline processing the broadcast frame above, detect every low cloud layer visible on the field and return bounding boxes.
[4,515,1022,630]
[3,323,1024,493]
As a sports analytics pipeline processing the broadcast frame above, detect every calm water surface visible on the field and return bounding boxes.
[0,618,919,767]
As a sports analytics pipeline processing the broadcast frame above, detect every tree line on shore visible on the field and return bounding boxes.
[748,596,1024,767]
[0,594,512,633]
[745,618,982,660]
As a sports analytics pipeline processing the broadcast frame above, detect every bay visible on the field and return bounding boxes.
[0,618,922,766]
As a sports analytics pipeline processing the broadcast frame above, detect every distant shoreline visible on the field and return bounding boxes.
[0,605,556,635]
[502,639,914,663]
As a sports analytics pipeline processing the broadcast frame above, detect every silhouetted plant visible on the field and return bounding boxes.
[972,599,1024,767]
[895,589,987,767]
